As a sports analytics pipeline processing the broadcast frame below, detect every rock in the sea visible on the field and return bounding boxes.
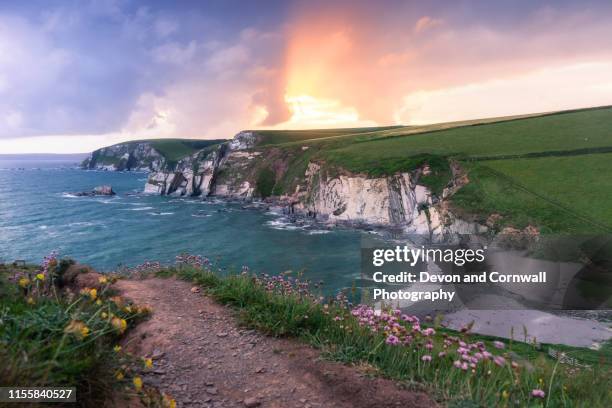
[93,185,115,195]
[74,185,116,196]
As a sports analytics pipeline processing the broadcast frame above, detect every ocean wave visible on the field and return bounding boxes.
[265,219,304,231]
[120,206,154,211]
[307,229,331,235]
[68,221,96,227]
[148,212,174,216]
[191,213,212,218]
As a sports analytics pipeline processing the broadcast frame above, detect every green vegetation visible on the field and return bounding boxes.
[251,126,403,146]
[255,167,276,198]
[252,106,612,232]
[0,260,148,407]
[158,264,612,407]
[148,139,225,162]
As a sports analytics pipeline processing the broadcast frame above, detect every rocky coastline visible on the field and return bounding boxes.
[81,132,486,240]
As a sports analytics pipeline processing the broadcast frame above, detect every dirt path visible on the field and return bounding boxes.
[115,278,436,408]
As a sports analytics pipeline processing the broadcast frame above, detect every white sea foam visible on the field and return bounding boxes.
[120,206,154,211]
[265,219,304,231]
[68,221,96,227]
[307,230,331,235]
[148,212,174,216]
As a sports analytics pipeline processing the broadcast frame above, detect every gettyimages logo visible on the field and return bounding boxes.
[360,234,612,312]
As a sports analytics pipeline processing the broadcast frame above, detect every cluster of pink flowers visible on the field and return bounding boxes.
[175,253,209,269]
[253,273,318,301]
[39,251,59,279]
[349,304,515,373]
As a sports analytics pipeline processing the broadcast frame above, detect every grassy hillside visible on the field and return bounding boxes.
[146,139,225,161]
[250,106,612,233]
[249,126,403,146]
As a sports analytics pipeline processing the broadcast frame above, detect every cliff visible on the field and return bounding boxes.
[81,141,165,171]
[83,131,480,236]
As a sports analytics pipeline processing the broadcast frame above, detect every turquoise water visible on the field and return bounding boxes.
[0,159,364,293]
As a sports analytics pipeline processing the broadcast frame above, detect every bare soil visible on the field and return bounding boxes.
[114,277,436,408]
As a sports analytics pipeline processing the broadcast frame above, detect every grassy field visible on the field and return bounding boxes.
[253,106,612,233]
[459,154,612,233]
[249,126,403,146]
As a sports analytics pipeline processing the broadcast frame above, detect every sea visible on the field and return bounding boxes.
[0,155,365,294]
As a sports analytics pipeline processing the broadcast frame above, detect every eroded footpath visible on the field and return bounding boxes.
[115,278,436,408]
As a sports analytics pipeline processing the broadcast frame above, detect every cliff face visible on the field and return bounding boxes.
[84,132,481,235]
[81,142,165,171]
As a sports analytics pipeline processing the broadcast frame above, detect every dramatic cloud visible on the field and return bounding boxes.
[1,0,612,153]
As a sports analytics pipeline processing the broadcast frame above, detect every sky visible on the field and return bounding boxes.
[1,0,612,153]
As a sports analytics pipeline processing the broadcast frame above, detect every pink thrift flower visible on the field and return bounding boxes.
[493,356,506,367]
[386,335,400,345]
[493,341,505,349]
[421,355,432,362]
[422,327,436,336]
[532,389,545,399]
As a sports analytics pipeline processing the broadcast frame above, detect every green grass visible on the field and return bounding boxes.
[250,126,403,146]
[482,154,612,231]
[157,265,612,407]
[147,139,225,162]
[263,106,612,232]
[319,107,612,169]
[0,263,146,406]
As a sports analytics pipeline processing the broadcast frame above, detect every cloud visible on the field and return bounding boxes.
[151,41,197,65]
[395,62,612,124]
[3,0,612,154]
[414,16,443,33]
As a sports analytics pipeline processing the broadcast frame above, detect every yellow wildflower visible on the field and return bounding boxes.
[163,395,176,408]
[98,276,108,284]
[27,297,35,305]
[64,320,89,340]
[124,306,132,313]
[89,288,97,300]
[18,277,30,287]
[96,299,102,306]
[101,312,108,319]
[133,376,143,391]
[115,370,124,380]
[502,390,509,399]
[144,358,153,369]
[36,273,45,281]
[113,345,122,353]
[111,317,127,333]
